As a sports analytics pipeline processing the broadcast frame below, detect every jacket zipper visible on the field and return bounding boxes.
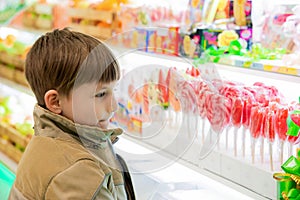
[91,174,110,200]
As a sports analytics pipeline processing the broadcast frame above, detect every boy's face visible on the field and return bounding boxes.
[60,81,118,129]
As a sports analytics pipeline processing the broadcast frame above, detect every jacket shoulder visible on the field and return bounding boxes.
[45,159,106,199]
[14,135,101,199]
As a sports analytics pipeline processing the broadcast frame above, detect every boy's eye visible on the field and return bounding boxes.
[95,92,106,98]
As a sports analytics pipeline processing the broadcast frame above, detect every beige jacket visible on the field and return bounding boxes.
[9,105,135,200]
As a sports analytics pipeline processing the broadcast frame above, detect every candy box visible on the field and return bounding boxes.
[200,28,252,52]
[146,28,156,53]
[179,28,202,58]
[155,26,180,56]
[129,27,148,50]
[146,26,179,56]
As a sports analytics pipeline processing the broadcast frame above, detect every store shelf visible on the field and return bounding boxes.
[110,45,300,78]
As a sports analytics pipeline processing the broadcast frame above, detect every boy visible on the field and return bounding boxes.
[9,28,135,199]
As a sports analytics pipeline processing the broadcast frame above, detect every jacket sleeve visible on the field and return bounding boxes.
[45,159,113,200]
[116,154,136,200]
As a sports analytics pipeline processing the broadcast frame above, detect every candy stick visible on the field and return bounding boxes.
[260,136,264,163]
[231,97,243,156]
[202,119,206,144]
[225,126,230,149]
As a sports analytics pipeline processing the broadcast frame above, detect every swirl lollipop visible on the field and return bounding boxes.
[197,82,211,143]
[219,84,240,149]
[206,93,229,140]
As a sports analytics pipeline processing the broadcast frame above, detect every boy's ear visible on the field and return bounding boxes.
[44,90,62,114]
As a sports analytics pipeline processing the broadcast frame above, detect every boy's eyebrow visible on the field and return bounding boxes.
[95,84,110,92]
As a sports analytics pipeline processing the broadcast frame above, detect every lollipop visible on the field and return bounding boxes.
[168,69,181,112]
[250,106,264,164]
[264,108,275,170]
[241,95,254,157]
[158,69,169,109]
[260,107,269,164]
[197,82,211,118]
[274,105,289,164]
[219,84,241,149]
[142,81,149,115]
[177,79,197,137]
[206,93,229,135]
[253,82,282,103]
[197,81,211,143]
[231,97,243,156]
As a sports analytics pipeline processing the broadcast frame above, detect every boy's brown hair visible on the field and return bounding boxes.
[25,28,120,107]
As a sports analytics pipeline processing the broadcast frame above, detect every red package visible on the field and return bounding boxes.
[250,106,263,139]
[266,111,275,142]
[242,96,253,128]
[231,97,243,128]
[274,105,289,141]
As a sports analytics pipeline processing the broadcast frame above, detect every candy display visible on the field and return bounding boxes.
[1,1,300,200]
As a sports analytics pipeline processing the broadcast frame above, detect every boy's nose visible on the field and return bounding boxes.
[109,94,118,113]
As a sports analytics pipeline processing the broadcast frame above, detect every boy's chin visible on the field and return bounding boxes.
[98,120,109,129]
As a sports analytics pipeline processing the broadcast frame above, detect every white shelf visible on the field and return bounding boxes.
[115,133,271,200]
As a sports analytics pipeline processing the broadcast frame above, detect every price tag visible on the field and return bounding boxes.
[243,60,252,68]
[278,67,298,75]
[263,65,277,72]
[251,62,263,70]
[235,60,244,67]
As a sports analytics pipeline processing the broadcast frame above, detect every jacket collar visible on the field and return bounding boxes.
[33,104,123,148]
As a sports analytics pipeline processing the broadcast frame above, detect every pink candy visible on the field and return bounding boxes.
[206,93,230,133]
